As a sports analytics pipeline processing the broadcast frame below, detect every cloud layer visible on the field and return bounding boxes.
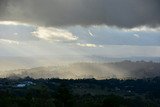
[0,0,160,28]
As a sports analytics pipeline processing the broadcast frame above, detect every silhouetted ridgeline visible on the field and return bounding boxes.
[0,77,160,107]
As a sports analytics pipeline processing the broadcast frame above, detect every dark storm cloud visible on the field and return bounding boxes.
[0,0,7,17]
[0,0,160,28]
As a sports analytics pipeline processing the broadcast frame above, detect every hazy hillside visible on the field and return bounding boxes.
[3,61,160,79]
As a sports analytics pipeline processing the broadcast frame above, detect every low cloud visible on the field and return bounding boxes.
[123,26,160,32]
[0,39,19,45]
[88,30,94,36]
[77,43,103,48]
[133,34,140,38]
[32,27,78,41]
[0,21,30,26]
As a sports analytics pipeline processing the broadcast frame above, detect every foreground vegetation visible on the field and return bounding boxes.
[0,77,160,107]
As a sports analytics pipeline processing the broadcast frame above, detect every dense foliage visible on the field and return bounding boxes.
[0,77,160,107]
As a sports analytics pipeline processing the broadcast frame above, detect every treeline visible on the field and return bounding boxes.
[0,77,160,107]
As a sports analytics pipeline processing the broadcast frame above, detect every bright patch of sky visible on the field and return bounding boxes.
[0,22,160,58]
[67,26,160,46]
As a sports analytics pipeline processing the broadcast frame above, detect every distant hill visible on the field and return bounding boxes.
[4,61,160,79]
[0,56,160,71]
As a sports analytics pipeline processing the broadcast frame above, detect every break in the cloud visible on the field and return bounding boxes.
[32,27,78,41]
[0,22,37,41]
[68,26,160,46]
[0,21,78,42]
[0,0,160,28]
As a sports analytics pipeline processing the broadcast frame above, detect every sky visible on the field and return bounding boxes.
[0,0,160,70]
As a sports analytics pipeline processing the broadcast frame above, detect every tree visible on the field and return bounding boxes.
[55,82,73,107]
